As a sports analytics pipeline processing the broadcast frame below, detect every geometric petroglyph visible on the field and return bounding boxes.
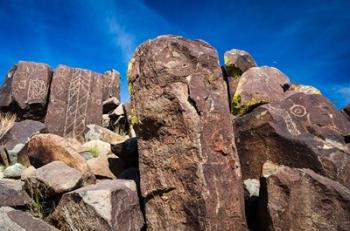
[63,72,91,138]
[289,104,307,117]
[27,79,47,101]
[267,105,301,136]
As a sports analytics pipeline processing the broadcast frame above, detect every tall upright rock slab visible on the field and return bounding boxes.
[0,61,52,119]
[129,35,247,230]
[102,69,120,101]
[45,65,103,138]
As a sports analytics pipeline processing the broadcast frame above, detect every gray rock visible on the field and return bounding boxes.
[3,163,25,178]
[0,179,31,207]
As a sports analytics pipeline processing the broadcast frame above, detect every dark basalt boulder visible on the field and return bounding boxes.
[234,93,350,187]
[0,61,52,120]
[129,35,247,230]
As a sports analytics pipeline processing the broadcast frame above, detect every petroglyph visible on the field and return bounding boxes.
[63,72,92,138]
[27,79,47,101]
[267,105,301,136]
[289,104,307,117]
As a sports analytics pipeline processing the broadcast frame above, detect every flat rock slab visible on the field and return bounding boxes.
[45,65,103,138]
[25,161,83,196]
[129,35,247,230]
[234,93,350,187]
[259,164,350,231]
[50,179,144,231]
[102,69,120,102]
[0,179,31,207]
[0,207,58,231]
[0,61,52,119]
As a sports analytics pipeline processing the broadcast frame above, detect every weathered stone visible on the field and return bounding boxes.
[286,83,321,96]
[50,179,144,231]
[25,161,83,196]
[80,140,112,157]
[0,179,31,207]
[20,165,36,180]
[344,104,350,118]
[0,207,58,231]
[102,69,120,102]
[232,66,290,115]
[224,49,256,78]
[45,65,103,138]
[234,93,350,187]
[243,179,260,198]
[258,163,350,231]
[84,124,127,144]
[18,134,88,173]
[0,61,52,120]
[87,154,125,179]
[111,137,138,168]
[103,96,120,114]
[0,120,46,164]
[3,163,25,178]
[129,35,247,230]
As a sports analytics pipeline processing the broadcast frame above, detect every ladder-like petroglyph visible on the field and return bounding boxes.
[63,72,91,137]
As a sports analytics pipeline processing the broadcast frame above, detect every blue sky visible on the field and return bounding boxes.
[0,0,349,107]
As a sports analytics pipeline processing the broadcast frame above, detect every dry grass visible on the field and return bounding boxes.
[0,113,16,140]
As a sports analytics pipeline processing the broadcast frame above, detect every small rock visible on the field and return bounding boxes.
[103,97,120,114]
[102,114,110,128]
[111,137,138,168]
[84,124,128,144]
[287,83,321,96]
[0,179,31,207]
[21,165,36,180]
[224,49,256,77]
[50,179,144,231]
[80,140,111,157]
[3,163,25,178]
[25,161,83,196]
[0,207,59,231]
[87,154,125,179]
[243,179,260,198]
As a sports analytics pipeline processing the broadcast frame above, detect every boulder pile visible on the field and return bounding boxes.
[0,35,349,231]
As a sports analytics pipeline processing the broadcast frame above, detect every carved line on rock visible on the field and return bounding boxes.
[63,70,91,137]
[267,105,301,136]
[27,79,47,101]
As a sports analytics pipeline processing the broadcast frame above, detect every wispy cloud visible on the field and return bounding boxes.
[106,17,135,64]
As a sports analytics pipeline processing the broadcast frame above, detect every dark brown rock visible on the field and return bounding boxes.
[231,66,290,115]
[0,179,31,207]
[129,35,247,230]
[102,69,120,102]
[258,163,350,231]
[50,179,144,231]
[343,104,350,119]
[0,61,52,120]
[111,137,138,168]
[0,207,58,231]
[45,65,103,138]
[234,93,350,187]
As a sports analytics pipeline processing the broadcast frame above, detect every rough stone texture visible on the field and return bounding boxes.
[344,104,350,118]
[103,97,120,114]
[45,65,103,138]
[3,163,25,178]
[50,179,144,231]
[80,140,112,157]
[258,163,350,231]
[224,49,256,77]
[0,179,31,207]
[102,69,120,102]
[232,66,290,115]
[87,154,125,179]
[0,207,58,231]
[286,83,321,96]
[129,35,247,230]
[84,124,127,144]
[0,61,52,120]
[25,161,83,196]
[234,93,350,187]
[18,134,89,173]
[0,120,46,164]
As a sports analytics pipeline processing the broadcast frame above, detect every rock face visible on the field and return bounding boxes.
[0,179,31,207]
[0,207,58,231]
[102,70,120,101]
[232,66,290,115]
[129,35,247,230]
[0,61,52,120]
[234,93,350,187]
[18,134,88,173]
[51,179,144,231]
[45,65,103,138]
[259,163,350,231]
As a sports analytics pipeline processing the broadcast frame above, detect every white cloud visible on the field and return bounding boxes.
[106,17,135,63]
